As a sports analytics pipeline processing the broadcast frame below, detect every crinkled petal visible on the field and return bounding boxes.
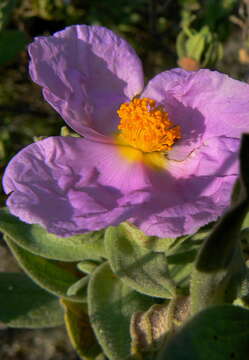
[3,137,151,237]
[131,136,239,237]
[2,134,240,238]
[29,25,144,137]
[142,68,249,161]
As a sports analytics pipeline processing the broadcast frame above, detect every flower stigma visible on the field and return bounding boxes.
[116,97,181,169]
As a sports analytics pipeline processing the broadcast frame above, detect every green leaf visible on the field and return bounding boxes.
[4,235,85,302]
[88,262,155,360]
[77,260,102,274]
[0,30,27,65]
[167,237,202,290]
[0,272,63,328]
[143,236,177,252]
[105,225,176,298]
[67,276,89,300]
[120,222,179,253]
[242,210,249,230]
[62,299,101,360]
[169,262,194,290]
[0,208,106,261]
[161,225,211,258]
[158,305,249,360]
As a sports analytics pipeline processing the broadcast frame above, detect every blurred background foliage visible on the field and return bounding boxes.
[0,0,249,208]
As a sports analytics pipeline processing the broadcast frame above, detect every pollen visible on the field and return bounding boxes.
[117,97,181,153]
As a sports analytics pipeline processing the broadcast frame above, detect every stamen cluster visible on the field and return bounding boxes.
[117,97,181,152]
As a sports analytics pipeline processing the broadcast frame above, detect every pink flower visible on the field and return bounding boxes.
[3,25,249,238]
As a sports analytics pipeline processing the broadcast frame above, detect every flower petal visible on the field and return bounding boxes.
[2,135,239,238]
[131,136,239,237]
[142,68,249,161]
[3,137,151,237]
[29,25,144,137]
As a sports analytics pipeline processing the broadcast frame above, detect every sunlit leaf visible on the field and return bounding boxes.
[0,208,106,262]
[62,299,101,360]
[88,262,155,360]
[4,235,85,301]
[105,224,176,298]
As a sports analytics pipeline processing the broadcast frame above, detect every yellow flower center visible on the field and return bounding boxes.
[117,97,181,153]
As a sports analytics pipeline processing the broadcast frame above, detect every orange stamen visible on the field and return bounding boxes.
[117,97,181,153]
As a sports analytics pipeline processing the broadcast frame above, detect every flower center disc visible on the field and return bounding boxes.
[117,97,181,153]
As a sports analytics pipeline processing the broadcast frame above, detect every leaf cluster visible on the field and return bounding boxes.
[2,135,249,359]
